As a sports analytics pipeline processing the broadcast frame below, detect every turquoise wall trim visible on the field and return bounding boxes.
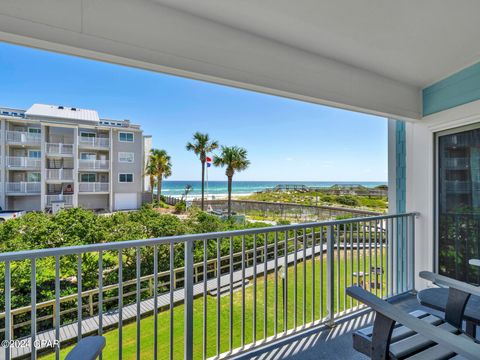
[395,121,406,213]
[423,62,480,116]
[395,120,407,290]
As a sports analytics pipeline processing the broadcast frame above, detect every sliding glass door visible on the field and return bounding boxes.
[437,125,480,284]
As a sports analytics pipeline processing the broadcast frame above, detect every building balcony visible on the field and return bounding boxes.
[0,213,417,359]
[6,131,40,145]
[45,194,74,206]
[6,182,41,194]
[78,136,110,149]
[45,143,74,157]
[78,159,109,171]
[6,156,40,169]
[79,182,109,193]
[46,168,74,182]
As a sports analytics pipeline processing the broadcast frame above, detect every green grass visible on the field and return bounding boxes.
[42,249,386,360]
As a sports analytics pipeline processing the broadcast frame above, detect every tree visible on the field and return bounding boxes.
[144,160,157,202]
[213,146,250,216]
[186,132,219,210]
[149,149,172,203]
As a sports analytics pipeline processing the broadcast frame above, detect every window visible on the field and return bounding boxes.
[28,150,41,158]
[118,152,134,163]
[27,172,40,182]
[80,152,96,160]
[80,131,96,138]
[81,173,96,182]
[119,173,134,183]
[119,132,134,142]
[28,128,41,134]
[436,125,480,284]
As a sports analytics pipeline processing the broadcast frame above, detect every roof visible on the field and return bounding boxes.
[25,104,99,122]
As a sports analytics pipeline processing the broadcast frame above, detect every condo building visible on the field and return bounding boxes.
[0,104,151,212]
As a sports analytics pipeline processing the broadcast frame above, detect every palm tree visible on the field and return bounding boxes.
[186,132,219,210]
[213,146,250,216]
[144,160,157,202]
[149,149,172,202]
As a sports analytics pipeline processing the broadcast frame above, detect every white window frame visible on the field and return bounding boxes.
[28,127,41,134]
[80,131,96,138]
[118,173,134,183]
[80,173,97,183]
[27,172,41,182]
[118,132,134,142]
[28,150,41,158]
[118,152,134,163]
[80,152,97,160]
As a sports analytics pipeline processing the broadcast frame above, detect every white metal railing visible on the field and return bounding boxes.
[45,143,74,156]
[0,213,416,359]
[78,159,109,170]
[6,131,41,144]
[6,156,40,169]
[45,194,74,206]
[78,136,110,148]
[46,168,74,181]
[79,182,109,193]
[6,182,41,194]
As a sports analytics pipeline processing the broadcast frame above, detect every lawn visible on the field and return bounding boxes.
[42,249,386,359]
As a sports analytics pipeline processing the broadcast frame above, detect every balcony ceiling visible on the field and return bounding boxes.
[1,1,480,121]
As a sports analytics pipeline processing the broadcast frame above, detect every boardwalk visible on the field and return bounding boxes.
[6,242,370,359]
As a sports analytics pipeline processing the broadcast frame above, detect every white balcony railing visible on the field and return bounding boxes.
[6,156,40,169]
[79,182,109,193]
[45,194,74,206]
[0,213,416,359]
[6,182,41,194]
[46,169,74,181]
[45,143,74,156]
[78,136,110,148]
[6,131,41,144]
[78,159,109,170]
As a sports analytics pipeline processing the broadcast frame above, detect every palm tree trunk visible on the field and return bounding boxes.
[201,161,205,211]
[227,175,233,217]
[157,176,162,203]
[150,178,155,203]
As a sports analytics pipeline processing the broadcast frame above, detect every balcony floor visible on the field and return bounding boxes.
[234,294,435,360]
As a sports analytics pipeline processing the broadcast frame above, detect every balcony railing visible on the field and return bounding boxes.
[78,159,109,170]
[78,136,110,148]
[445,180,471,193]
[45,194,74,206]
[79,182,109,193]
[0,213,416,359]
[6,156,40,169]
[6,182,41,194]
[45,143,74,156]
[46,168,74,181]
[6,131,41,145]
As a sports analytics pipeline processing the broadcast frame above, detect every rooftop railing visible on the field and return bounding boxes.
[0,213,416,359]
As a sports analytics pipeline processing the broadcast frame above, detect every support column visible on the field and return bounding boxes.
[40,124,47,211]
[73,127,79,208]
[109,129,113,212]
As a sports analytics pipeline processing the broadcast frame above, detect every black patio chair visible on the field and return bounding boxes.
[347,286,480,360]
[417,270,480,336]
[65,336,106,360]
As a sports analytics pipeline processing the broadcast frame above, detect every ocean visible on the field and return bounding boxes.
[160,181,387,198]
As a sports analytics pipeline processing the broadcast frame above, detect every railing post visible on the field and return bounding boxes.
[184,240,194,360]
[326,225,335,327]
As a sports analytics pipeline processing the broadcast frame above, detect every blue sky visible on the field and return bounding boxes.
[0,42,387,181]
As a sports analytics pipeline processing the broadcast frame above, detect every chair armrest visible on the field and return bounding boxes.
[347,286,480,360]
[419,271,480,297]
[65,336,106,360]
[469,259,480,267]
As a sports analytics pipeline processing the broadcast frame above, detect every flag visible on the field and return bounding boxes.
[206,156,212,167]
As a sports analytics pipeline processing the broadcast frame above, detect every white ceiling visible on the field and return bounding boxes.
[156,0,480,88]
[1,0,479,120]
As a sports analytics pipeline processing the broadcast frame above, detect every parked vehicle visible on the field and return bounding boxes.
[0,208,25,221]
